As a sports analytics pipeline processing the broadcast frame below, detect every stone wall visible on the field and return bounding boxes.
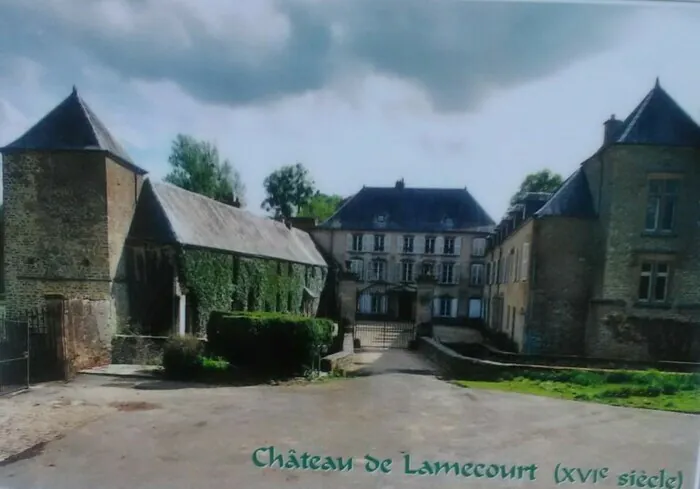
[2,152,112,316]
[62,298,113,375]
[528,217,598,355]
[581,145,700,360]
[106,158,144,330]
[593,146,700,304]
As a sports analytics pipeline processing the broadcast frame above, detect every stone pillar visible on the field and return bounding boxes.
[415,276,436,325]
[173,274,187,336]
[338,274,358,325]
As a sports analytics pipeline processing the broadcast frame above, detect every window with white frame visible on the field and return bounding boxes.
[521,242,530,281]
[373,234,385,252]
[402,235,414,253]
[472,238,486,257]
[437,297,454,317]
[470,263,484,286]
[443,236,456,255]
[638,262,670,302]
[439,262,455,284]
[486,262,491,285]
[421,261,435,278]
[424,236,436,254]
[514,248,520,281]
[349,259,364,277]
[351,233,364,252]
[370,259,386,281]
[401,260,414,282]
[645,178,679,232]
[370,293,388,314]
[468,298,482,318]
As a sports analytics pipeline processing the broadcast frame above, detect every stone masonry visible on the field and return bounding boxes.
[2,151,143,338]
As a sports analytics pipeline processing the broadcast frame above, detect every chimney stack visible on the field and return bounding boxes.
[603,114,625,146]
[395,178,405,190]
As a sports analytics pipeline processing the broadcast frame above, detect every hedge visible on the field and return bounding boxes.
[206,311,334,376]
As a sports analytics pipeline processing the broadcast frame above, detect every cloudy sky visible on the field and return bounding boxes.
[1,0,699,220]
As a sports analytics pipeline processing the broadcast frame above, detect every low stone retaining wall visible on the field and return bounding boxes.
[111,335,169,365]
[321,333,354,373]
[445,341,699,374]
[419,337,698,380]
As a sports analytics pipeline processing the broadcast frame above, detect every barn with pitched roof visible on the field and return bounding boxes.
[1,87,327,370]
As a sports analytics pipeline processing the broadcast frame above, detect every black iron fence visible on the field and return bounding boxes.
[0,316,29,395]
[353,321,417,349]
[0,304,65,395]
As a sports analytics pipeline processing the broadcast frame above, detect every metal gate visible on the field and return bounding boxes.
[0,304,65,395]
[27,304,65,384]
[0,316,29,395]
[353,321,416,349]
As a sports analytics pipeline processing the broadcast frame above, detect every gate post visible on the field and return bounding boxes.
[44,295,69,381]
[415,276,436,325]
[338,275,358,327]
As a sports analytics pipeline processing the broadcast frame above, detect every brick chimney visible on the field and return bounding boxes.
[603,114,625,146]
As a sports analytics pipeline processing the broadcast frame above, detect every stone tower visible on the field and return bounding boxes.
[0,87,148,333]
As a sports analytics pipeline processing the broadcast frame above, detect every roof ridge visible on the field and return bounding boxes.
[144,179,182,244]
[618,88,654,142]
[72,90,101,149]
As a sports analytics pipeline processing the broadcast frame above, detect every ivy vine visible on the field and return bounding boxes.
[178,248,327,334]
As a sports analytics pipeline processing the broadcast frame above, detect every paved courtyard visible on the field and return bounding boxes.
[0,350,697,489]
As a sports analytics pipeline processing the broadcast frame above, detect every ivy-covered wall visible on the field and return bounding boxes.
[179,248,327,334]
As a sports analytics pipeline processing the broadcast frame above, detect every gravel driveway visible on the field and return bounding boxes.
[0,351,697,489]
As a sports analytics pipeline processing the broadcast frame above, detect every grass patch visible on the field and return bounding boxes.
[455,369,700,414]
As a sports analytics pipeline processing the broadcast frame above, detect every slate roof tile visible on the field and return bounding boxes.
[615,80,700,147]
[1,87,147,174]
[131,179,326,267]
[534,167,596,219]
[319,185,495,232]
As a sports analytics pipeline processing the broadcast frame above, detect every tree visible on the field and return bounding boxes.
[261,163,316,219]
[298,192,344,222]
[510,169,563,206]
[164,134,246,207]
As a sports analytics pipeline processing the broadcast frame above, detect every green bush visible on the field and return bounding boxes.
[162,335,203,380]
[206,311,334,377]
[201,356,230,371]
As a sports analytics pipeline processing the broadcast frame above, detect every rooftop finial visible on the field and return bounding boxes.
[655,77,660,88]
[71,85,78,95]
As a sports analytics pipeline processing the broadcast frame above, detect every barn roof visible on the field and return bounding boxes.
[130,179,327,267]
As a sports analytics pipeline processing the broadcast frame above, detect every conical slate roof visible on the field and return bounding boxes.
[1,86,147,174]
[615,79,700,147]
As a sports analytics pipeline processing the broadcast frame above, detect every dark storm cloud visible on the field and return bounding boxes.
[0,0,631,113]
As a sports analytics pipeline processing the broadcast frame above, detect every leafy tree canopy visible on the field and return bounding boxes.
[164,134,246,207]
[298,192,344,222]
[261,163,316,220]
[510,169,563,206]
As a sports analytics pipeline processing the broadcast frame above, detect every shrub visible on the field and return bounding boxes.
[162,335,203,380]
[201,356,230,371]
[207,311,334,377]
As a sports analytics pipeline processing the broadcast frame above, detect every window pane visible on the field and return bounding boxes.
[645,197,660,230]
[648,180,661,194]
[654,276,667,301]
[641,263,652,273]
[661,197,675,231]
[638,275,651,300]
[665,179,679,194]
[656,263,668,274]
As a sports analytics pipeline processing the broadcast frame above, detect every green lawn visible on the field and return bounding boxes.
[455,369,700,414]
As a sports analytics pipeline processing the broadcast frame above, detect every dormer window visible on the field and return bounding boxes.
[442,217,454,229]
[374,214,387,229]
